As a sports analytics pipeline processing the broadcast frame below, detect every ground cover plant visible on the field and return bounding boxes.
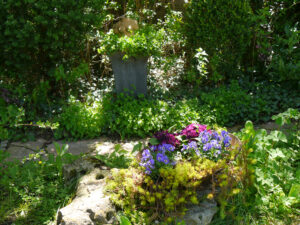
[0,144,79,225]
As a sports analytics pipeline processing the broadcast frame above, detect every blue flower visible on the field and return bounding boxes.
[145,168,152,174]
[203,142,212,151]
[212,131,221,141]
[201,131,211,144]
[223,135,231,147]
[158,144,175,152]
[156,152,170,165]
[214,150,221,157]
[188,141,198,149]
[163,156,170,164]
[142,149,151,158]
[221,130,228,137]
[150,145,157,151]
[156,153,165,162]
[210,140,221,150]
[181,141,198,156]
[181,144,188,151]
[140,149,155,174]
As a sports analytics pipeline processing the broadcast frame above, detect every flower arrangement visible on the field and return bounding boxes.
[139,123,232,176]
[106,123,239,224]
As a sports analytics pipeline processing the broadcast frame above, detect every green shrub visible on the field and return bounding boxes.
[244,109,299,223]
[0,99,25,140]
[55,98,104,140]
[200,81,254,126]
[200,80,300,126]
[216,109,300,224]
[250,1,300,83]
[98,25,165,58]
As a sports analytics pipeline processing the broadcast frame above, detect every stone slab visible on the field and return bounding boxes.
[6,139,47,161]
[9,139,46,151]
[46,138,109,156]
[46,138,147,157]
[6,146,35,161]
[57,168,116,225]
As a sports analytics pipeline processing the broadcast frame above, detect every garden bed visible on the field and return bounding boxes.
[106,124,243,224]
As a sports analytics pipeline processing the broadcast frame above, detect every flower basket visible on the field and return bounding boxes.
[107,124,243,224]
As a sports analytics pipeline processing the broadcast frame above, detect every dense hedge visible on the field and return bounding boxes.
[0,0,105,104]
[184,0,252,80]
[183,0,300,84]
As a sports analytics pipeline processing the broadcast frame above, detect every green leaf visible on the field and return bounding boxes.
[270,131,287,143]
[133,142,142,153]
[119,215,132,225]
[288,184,300,200]
[149,138,160,146]
[114,144,121,152]
[245,121,253,130]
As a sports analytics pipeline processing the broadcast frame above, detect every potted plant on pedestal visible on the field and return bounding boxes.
[98,19,164,96]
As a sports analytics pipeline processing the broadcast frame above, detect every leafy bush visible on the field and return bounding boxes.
[250,1,300,83]
[53,80,299,140]
[54,98,104,140]
[200,80,300,126]
[216,109,300,224]
[200,81,253,126]
[98,25,165,58]
[245,110,299,222]
[268,25,300,83]
[0,101,25,140]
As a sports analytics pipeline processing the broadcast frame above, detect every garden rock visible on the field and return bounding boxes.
[5,145,34,161]
[46,138,146,157]
[181,200,218,225]
[57,168,116,225]
[10,138,46,151]
[62,159,96,182]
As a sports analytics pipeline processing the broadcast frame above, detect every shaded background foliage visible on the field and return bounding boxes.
[0,0,106,110]
[0,0,299,141]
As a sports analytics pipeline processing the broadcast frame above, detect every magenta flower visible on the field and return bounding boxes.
[181,123,209,139]
[154,130,180,146]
